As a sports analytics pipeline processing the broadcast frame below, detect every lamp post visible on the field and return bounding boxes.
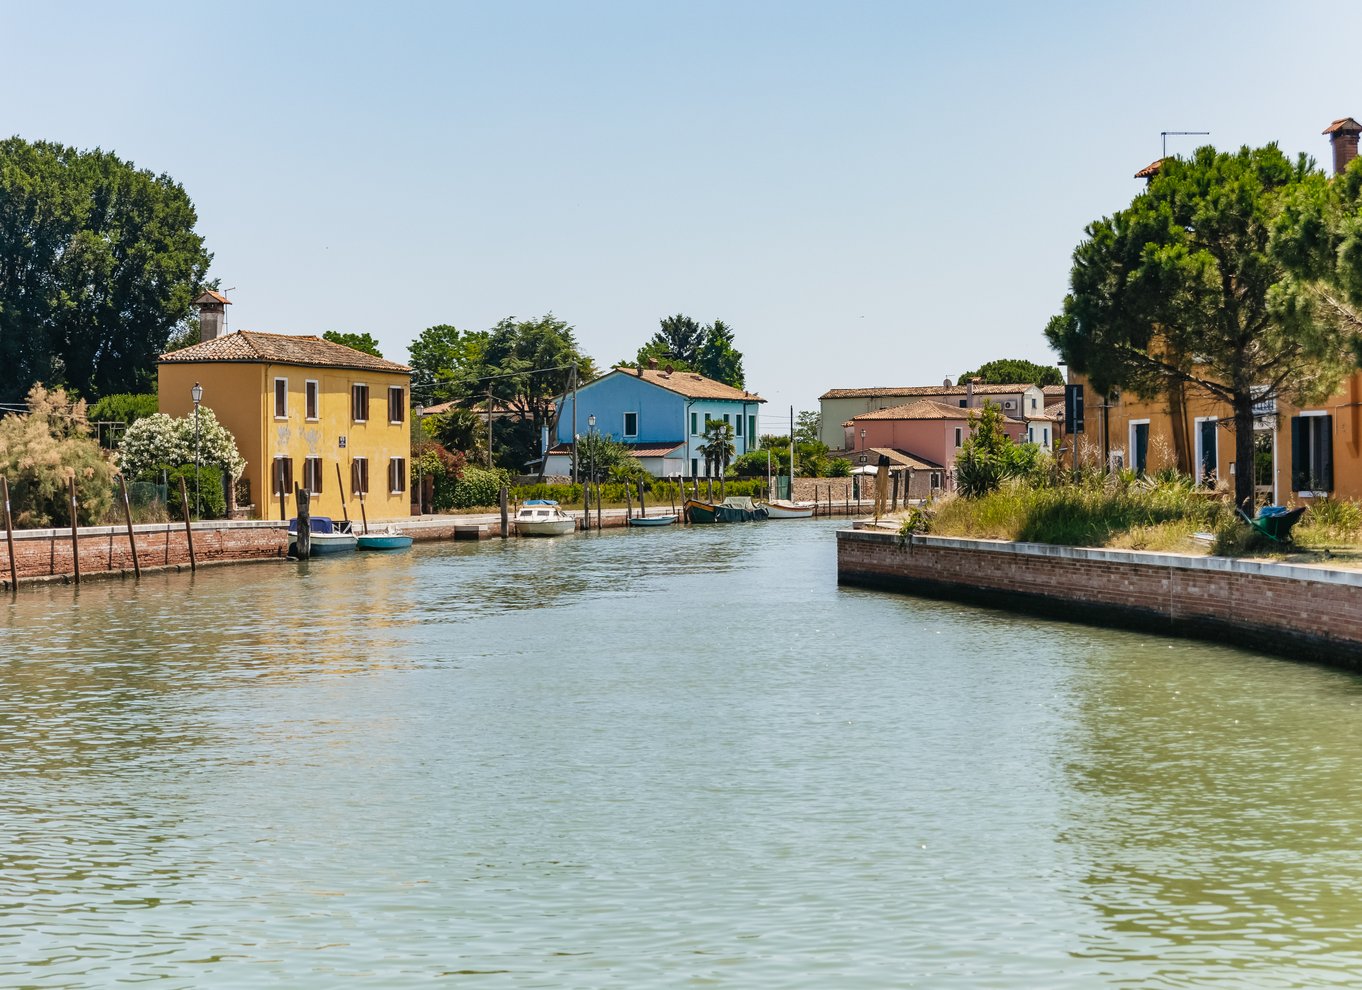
[587,414,597,486]
[191,382,203,519]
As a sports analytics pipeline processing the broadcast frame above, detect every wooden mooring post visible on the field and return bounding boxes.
[2,476,17,590]
[118,474,140,579]
[179,476,196,572]
[335,463,351,528]
[294,484,310,559]
[68,477,81,585]
[499,485,509,538]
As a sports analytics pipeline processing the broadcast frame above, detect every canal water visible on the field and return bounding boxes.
[3,520,1362,988]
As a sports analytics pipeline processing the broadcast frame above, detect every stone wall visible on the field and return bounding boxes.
[837,529,1362,669]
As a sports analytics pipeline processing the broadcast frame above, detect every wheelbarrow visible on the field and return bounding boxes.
[1236,504,1307,545]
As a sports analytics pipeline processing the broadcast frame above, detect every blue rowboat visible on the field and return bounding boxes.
[356,528,414,550]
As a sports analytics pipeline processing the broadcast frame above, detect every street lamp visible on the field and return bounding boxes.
[191,382,203,519]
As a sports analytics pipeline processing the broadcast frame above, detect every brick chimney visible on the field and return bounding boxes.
[1324,117,1362,176]
[647,357,658,370]
[193,290,232,342]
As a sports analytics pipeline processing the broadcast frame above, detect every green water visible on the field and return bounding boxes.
[3,520,1361,987]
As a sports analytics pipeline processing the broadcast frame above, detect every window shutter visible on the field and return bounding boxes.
[1318,416,1334,491]
[1290,416,1306,491]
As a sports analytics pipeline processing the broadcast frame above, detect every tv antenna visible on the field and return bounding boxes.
[1161,130,1210,157]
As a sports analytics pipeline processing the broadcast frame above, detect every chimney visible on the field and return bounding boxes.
[966,377,979,406]
[943,377,953,388]
[1324,117,1362,176]
[635,364,643,376]
[193,290,231,342]
[647,357,658,370]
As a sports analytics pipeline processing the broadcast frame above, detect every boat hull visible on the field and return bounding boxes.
[684,499,768,523]
[628,514,677,527]
[356,533,414,550]
[516,519,576,536]
[764,500,815,519]
[290,532,358,556]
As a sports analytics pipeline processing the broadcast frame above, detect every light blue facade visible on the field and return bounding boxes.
[554,370,762,477]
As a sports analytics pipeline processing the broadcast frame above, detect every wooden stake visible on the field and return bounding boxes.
[638,482,646,519]
[68,477,81,585]
[499,485,509,539]
[118,475,140,579]
[625,485,633,520]
[294,483,310,559]
[335,462,350,526]
[596,484,602,531]
[179,476,196,572]
[2,476,16,590]
[358,490,370,535]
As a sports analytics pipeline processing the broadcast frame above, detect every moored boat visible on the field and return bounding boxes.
[628,513,678,527]
[356,526,414,550]
[515,499,576,536]
[764,499,815,519]
[684,496,768,524]
[288,516,358,557]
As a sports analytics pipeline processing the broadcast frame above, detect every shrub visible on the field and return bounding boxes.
[88,393,159,426]
[117,408,246,481]
[826,457,852,478]
[0,384,114,527]
[414,441,467,512]
[451,465,508,508]
[167,464,228,520]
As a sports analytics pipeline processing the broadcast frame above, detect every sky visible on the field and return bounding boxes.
[4,0,1361,431]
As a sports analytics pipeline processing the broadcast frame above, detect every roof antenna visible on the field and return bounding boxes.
[1161,130,1210,157]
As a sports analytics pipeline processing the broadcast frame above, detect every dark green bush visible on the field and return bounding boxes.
[166,464,227,520]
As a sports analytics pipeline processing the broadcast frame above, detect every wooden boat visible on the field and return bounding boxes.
[515,499,576,536]
[288,516,358,557]
[764,499,815,519]
[684,496,769,524]
[628,513,678,527]
[356,526,414,550]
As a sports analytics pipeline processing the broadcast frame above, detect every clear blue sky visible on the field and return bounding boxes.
[5,0,1360,428]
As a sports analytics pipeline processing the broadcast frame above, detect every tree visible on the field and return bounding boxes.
[641,314,706,367]
[698,417,736,477]
[793,410,821,445]
[1045,144,1358,510]
[0,385,114,526]
[577,431,629,484]
[407,324,489,404]
[695,319,745,388]
[0,138,212,403]
[957,358,1063,387]
[323,331,384,357]
[954,403,1043,498]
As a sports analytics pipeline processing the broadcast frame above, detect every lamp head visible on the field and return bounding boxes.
[191,382,203,404]
[588,414,597,428]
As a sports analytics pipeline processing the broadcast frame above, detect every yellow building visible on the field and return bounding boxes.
[159,328,413,521]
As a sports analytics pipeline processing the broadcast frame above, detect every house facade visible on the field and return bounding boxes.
[820,381,1058,452]
[845,399,1028,492]
[545,365,765,478]
[159,330,413,521]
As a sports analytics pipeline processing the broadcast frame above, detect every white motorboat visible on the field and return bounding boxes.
[514,499,576,536]
[764,499,815,519]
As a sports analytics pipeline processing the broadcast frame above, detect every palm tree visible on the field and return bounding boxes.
[698,418,736,499]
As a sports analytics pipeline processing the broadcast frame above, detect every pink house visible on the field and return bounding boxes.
[845,400,1029,491]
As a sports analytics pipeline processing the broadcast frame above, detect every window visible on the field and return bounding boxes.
[723,414,731,426]
[1030,397,1037,411]
[1291,413,1333,494]
[691,412,698,435]
[748,415,756,440]
[691,457,698,476]
[930,472,942,489]
[1043,427,1050,447]
[623,412,638,438]
[389,456,407,494]
[352,384,369,422]
[1195,417,1219,486]
[388,386,405,424]
[271,456,294,497]
[305,380,319,420]
[954,427,963,447]
[303,457,324,495]
[274,378,288,419]
[1129,420,1150,473]
[958,399,967,408]
[351,457,369,496]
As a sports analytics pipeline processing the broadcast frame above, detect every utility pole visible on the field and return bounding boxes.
[486,384,493,469]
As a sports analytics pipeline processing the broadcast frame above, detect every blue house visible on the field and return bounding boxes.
[545,365,766,478]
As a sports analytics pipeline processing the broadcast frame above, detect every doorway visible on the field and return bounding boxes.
[1253,428,1276,506]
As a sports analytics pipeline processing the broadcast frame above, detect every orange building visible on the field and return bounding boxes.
[159,298,412,521]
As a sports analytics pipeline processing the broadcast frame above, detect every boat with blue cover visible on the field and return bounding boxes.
[288,516,358,557]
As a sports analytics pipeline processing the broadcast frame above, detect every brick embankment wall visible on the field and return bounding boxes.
[837,529,1362,670]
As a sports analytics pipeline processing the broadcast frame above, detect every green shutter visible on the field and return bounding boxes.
[1290,416,1306,491]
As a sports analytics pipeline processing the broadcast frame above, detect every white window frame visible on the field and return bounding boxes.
[389,456,407,494]
[622,411,638,438]
[388,385,405,425]
[274,377,288,419]
[305,379,319,421]
[1128,419,1151,473]
[1297,410,1331,498]
[352,383,369,423]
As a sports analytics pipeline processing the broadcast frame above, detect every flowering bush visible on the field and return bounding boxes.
[0,384,114,526]
[117,407,246,481]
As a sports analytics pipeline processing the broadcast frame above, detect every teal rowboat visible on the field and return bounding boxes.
[356,527,414,550]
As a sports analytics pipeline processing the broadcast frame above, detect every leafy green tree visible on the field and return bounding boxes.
[88,393,158,426]
[957,358,1063,387]
[695,319,745,388]
[698,417,736,477]
[0,138,212,403]
[1045,144,1357,510]
[793,410,821,445]
[407,324,489,404]
[954,403,1043,497]
[576,431,630,484]
[322,331,384,357]
[0,385,114,526]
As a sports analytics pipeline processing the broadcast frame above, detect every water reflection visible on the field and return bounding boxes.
[4,523,1362,987]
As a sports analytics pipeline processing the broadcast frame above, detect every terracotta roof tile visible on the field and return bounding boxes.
[864,447,944,471]
[821,383,1045,400]
[852,399,1025,424]
[194,289,232,305]
[549,440,684,458]
[1323,117,1362,135]
[1134,158,1166,179]
[160,331,410,375]
[610,367,764,402]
